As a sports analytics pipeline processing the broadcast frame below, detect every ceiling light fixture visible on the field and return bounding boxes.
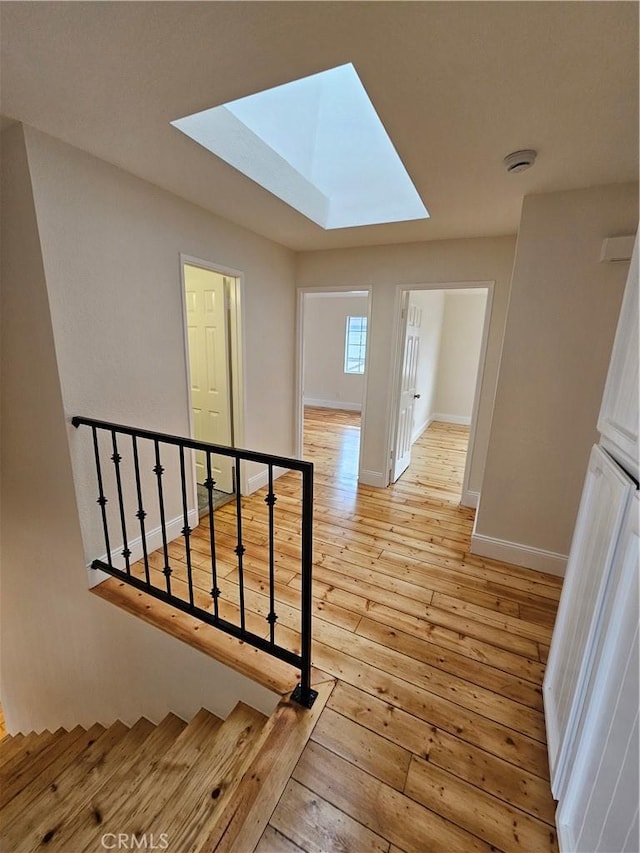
[503,149,537,173]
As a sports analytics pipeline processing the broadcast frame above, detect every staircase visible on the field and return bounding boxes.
[0,700,296,853]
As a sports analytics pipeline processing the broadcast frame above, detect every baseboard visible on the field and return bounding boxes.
[247,465,290,495]
[359,469,387,488]
[431,413,472,426]
[87,509,199,588]
[411,416,434,445]
[470,530,567,576]
[303,397,362,412]
[460,489,479,509]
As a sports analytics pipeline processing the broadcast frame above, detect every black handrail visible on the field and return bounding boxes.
[72,415,317,708]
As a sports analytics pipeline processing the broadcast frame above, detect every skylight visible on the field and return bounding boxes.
[171,63,429,230]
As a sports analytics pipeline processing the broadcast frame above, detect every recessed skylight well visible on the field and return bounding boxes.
[171,63,429,230]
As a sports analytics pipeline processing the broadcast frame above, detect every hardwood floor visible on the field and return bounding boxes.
[132,406,563,852]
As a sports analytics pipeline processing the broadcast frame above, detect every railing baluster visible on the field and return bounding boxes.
[132,435,150,586]
[205,453,220,621]
[265,464,278,645]
[91,426,112,567]
[111,431,131,575]
[73,415,317,707]
[297,464,316,707]
[179,446,195,608]
[153,439,172,595]
[234,458,246,634]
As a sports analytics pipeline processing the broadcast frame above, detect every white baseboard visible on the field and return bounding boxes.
[461,489,479,509]
[431,413,472,426]
[411,415,434,445]
[470,530,567,576]
[359,469,387,488]
[303,397,362,412]
[247,465,290,495]
[87,509,199,588]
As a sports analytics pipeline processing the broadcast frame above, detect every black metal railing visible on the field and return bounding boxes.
[72,416,317,708]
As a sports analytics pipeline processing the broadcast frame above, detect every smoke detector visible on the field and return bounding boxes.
[503,149,537,173]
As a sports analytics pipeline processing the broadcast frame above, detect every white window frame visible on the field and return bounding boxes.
[344,315,368,375]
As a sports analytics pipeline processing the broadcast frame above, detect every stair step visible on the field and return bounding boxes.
[92,708,224,846]
[159,703,267,852]
[0,733,26,769]
[0,724,106,835]
[0,725,86,810]
[0,727,58,778]
[2,719,136,853]
[51,713,187,853]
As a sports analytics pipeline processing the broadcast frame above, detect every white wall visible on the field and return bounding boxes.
[409,290,445,440]
[0,124,286,733]
[303,293,368,410]
[474,182,639,573]
[296,236,516,493]
[433,290,488,421]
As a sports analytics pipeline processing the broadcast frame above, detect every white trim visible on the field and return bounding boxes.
[303,397,362,412]
[247,465,290,494]
[461,489,479,509]
[178,254,248,494]
[411,415,434,445]
[431,413,472,426]
[87,509,199,588]
[387,280,494,490]
[470,530,567,576]
[358,469,387,488]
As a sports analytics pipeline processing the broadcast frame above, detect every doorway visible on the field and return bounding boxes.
[297,288,371,487]
[390,284,492,505]
[180,257,244,513]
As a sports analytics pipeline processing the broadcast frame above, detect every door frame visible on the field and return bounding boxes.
[295,285,373,476]
[387,280,494,505]
[178,253,247,494]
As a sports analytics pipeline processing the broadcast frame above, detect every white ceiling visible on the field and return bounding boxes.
[1,2,637,252]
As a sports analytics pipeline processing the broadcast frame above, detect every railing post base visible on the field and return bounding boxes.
[290,684,318,709]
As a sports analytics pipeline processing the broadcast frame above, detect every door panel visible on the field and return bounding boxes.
[393,297,421,482]
[543,445,634,796]
[184,265,233,494]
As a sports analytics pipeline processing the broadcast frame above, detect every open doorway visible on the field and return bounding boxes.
[297,289,371,488]
[180,257,244,514]
[390,285,491,505]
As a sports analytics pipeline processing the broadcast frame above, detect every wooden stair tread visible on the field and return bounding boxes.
[92,578,301,697]
[2,719,140,853]
[97,708,224,843]
[0,725,87,810]
[205,676,336,853]
[0,732,26,769]
[0,727,59,778]
[159,703,267,852]
[52,713,188,853]
[0,724,106,834]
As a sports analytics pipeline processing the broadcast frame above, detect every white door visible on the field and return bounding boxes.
[556,490,639,853]
[392,294,421,482]
[184,264,234,494]
[598,233,639,480]
[543,444,634,796]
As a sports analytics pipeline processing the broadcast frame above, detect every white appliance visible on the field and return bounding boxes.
[544,235,639,853]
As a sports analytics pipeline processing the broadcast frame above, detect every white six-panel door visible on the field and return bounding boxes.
[543,444,635,797]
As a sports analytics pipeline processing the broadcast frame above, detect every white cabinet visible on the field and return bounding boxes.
[543,445,635,797]
[598,234,639,480]
[556,492,639,853]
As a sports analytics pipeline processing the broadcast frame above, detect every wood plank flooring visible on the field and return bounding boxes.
[133,407,563,852]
